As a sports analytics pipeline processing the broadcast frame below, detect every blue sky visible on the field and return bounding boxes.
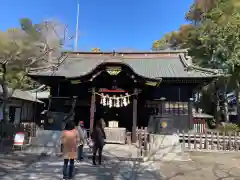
[0,0,193,51]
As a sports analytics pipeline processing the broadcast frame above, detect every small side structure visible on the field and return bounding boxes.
[0,87,44,147]
[0,87,43,124]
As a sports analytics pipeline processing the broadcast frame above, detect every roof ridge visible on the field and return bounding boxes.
[179,54,222,74]
[64,49,188,55]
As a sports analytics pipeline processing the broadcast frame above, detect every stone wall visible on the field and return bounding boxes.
[146,134,184,161]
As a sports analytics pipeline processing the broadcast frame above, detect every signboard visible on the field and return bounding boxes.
[14,132,25,146]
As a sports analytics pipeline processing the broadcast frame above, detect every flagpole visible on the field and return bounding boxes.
[74,0,80,51]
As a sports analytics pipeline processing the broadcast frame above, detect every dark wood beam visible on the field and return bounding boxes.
[132,88,138,143]
[90,88,96,133]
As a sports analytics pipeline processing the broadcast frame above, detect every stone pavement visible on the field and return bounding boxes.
[0,152,43,178]
[25,130,62,155]
[2,145,164,180]
[158,151,240,180]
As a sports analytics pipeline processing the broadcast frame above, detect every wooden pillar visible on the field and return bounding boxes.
[132,88,138,143]
[188,98,193,130]
[90,88,96,133]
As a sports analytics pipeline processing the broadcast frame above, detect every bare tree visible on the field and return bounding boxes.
[0,19,73,123]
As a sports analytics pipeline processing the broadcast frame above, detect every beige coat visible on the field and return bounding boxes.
[61,129,80,159]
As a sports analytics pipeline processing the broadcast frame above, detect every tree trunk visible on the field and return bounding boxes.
[223,83,229,123]
[215,100,220,127]
[224,101,229,122]
[0,64,9,148]
[215,88,221,127]
[1,64,9,123]
[236,81,239,123]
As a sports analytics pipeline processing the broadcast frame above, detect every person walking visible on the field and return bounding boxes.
[91,119,106,165]
[100,118,106,129]
[77,121,87,161]
[61,120,83,180]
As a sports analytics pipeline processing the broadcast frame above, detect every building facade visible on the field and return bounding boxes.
[28,50,220,142]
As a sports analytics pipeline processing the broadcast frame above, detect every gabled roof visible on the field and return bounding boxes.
[28,51,222,79]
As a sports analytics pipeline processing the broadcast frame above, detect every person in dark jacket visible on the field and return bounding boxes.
[91,120,106,165]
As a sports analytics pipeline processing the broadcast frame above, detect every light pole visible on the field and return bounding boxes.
[74,0,80,51]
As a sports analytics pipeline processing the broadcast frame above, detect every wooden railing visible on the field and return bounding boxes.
[85,126,152,157]
[86,127,127,144]
[179,130,240,151]
[193,119,206,133]
[136,127,149,157]
[0,122,37,148]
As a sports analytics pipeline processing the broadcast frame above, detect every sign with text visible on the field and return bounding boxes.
[14,132,25,146]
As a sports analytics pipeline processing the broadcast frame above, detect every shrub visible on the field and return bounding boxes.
[217,123,240,133]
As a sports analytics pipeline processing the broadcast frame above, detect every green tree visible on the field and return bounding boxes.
[91,48,101,52]
[187,0,240,123]
[153,0,240,124]
[152,33,173,50]
[152,24,195,51]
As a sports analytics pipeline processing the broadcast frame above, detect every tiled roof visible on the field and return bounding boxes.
[28,52,221,79]
[30,90,50,99]
[12,90,43,103]
[0,87,43,103]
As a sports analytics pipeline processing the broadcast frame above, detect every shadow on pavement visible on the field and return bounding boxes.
[2,154,163,180]
[0,153,47,178]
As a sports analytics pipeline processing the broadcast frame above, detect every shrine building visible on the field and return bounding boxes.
[28,50,221,143]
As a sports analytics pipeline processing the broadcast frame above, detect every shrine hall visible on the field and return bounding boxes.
[28,50,221,143]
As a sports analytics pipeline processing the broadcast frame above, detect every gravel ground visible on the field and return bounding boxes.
[159,151,240,180]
